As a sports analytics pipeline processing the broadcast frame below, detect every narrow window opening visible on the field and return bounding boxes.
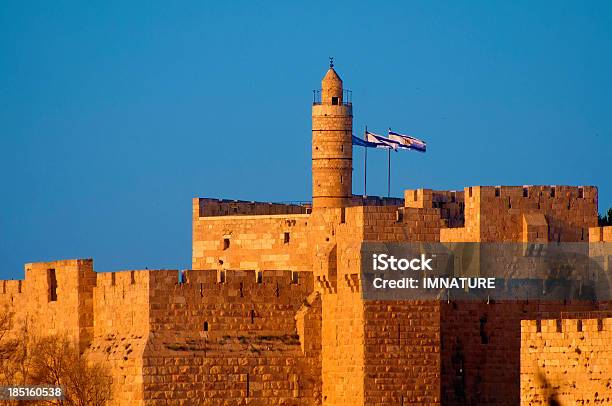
[577,319,583,332]
[413,190,418,201]
[111,272,116,286]
[397,323,401,344]
[48,269,57,302]
[130,271,136,285]
[331,96,339,105]
[203,321,209,331]
[218,270,226,284]
[340,175,343,184]
[556,319,562,332]
[597,319,604,331]
[291,271,299,285]
[246,373,250,398]
[550,187,556,197]
[479,315,489,344]
[523,187,529,198]
[256,271,263,284]
[250,309,256,323]
[495,187,500,197]
[223,238,230,250]
[451,191,456,203]
[578,187,584,198]
[284,232,290,244]
[468,187,473,198]
[536,319,542,333]
[340,144,344,152]
[340,207,346,224]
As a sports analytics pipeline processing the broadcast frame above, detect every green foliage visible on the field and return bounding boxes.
[598,207,612,226]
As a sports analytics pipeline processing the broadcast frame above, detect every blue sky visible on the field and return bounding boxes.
[1,1,610,278]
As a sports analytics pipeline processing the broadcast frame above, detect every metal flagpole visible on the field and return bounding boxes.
[364,126,368,198]
[387,127,392,197]
[387,147,391,197]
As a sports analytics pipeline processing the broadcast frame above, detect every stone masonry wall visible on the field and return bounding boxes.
[0,262,322,405]
[0,259,95,352]
[589,225,612,242]
[197,198,309,217]
[440,301,608,406]
[521,316,612,405]
[193,199,311,272]
[442,186,598,242]
[311,206,366,406]
[363,301,441,405]
[1,186,606,405]
[311,105,353,208]
[138,269,319,405]
[86,270,152,405]
[316,206,443,405]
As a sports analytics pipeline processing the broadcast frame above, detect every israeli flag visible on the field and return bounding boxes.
[388,131,427,152]
[352,135,383,148]
[365,131,400,150]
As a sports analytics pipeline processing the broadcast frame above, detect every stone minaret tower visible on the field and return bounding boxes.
[312,63,353,208]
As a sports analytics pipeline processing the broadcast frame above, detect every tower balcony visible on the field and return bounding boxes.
[312,89,352,106]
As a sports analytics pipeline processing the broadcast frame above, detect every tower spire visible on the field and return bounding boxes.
[311,65,353,208]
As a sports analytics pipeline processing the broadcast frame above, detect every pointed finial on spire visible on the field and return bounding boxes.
[329,57,334,68]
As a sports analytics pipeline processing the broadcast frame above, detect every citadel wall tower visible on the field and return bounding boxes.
[312,64,353,208]
[1,63,611,405]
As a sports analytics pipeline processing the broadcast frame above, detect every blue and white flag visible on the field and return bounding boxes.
[352,135,383,148]
[388,131,427,152]
[365,131,400,150]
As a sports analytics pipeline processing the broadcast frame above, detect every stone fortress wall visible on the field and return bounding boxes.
[1,264,321,405]
[1,65,610,405]
[1,220,609,406]
[521,315,612,405]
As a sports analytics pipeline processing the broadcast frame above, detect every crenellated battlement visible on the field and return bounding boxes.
[196,197,310,217]
[1,279,24,295]
[521,316,611,334]
[94,268,313,303]
[405,185,596,209]
[96,269,152,288]
[473,184,597,200]
[0,259,96,351]
[521,315,612,404]
[0,258,95,296]
[404,188,465,209]
[589,225,612,242]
